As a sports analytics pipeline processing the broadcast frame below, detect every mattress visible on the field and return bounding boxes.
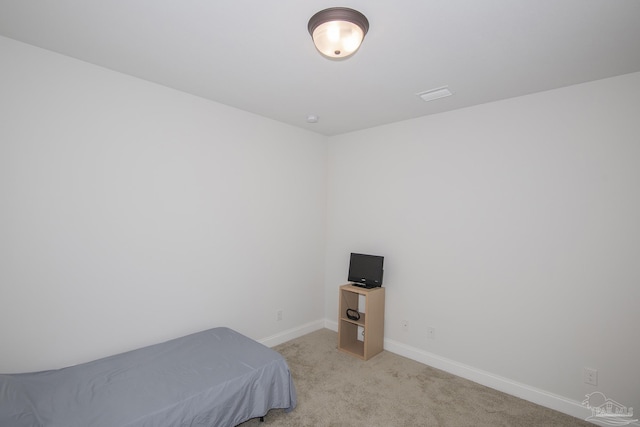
[0,327,296,427]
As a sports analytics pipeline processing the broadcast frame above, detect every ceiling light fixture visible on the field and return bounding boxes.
[308,7,369,60]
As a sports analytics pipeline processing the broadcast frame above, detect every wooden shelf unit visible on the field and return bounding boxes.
[338,284,385,360]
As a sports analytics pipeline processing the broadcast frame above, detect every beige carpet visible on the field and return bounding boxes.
[240,329,591,427]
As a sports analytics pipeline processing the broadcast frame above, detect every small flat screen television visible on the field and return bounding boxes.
[348,253,384,288]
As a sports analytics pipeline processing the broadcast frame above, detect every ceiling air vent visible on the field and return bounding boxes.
[417,86,453,102]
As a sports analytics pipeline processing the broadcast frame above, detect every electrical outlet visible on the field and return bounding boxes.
[427,327,436,340]
[583,367,598,386]
[401,320,409,332]
[276,309,283,321]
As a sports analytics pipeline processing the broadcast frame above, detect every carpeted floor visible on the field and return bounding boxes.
[240,328,592,427]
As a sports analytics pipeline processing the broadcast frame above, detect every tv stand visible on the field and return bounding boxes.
[338,284,385,360]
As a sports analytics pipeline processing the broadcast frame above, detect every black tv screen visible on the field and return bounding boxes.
[348,253,384,288]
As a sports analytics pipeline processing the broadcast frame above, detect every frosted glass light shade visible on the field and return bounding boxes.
[308,8,369,60]
[312,20,364,58]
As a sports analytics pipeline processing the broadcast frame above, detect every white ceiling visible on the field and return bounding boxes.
[1,0,639,136]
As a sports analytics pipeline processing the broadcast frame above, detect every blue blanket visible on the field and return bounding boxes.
[0,327,296,427]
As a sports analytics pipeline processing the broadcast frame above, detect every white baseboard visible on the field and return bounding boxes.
[258,319,325,348]
[323,318,595,423]
[383,338,595,422]
[325,319,338,331]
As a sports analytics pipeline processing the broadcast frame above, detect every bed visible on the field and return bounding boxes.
[0,327,297,427]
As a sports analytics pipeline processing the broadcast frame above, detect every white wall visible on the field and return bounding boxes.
[0,36,327,373]
[325,72,640,415]
[2,32,638,421]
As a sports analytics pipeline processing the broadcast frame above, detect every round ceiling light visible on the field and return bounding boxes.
[308,7,369,60]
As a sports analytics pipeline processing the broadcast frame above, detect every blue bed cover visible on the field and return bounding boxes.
[0,327,296,427]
